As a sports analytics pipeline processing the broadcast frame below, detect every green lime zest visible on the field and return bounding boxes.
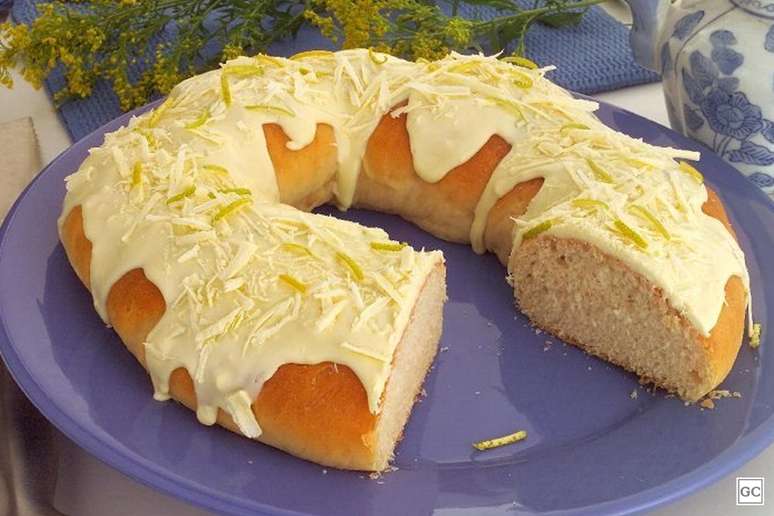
[502,56,538,69]
[223,64,263,77]
[336,252,364,281]
[166,185,196,205]
[290,50,334,60]
[138,129,157,148]
[522,219,554,240]
[368,47,388,65]
[489,97,524,120]
[449,61,478,74]
[185,109,210,130]
[571,198,608,211]
[370,241,406,252]
[679,161,704,183]
[628,205,670,240]
[148,97,174,127]
[131,162,142,187]
[611,219,648,249]
[245,104,295,117]
[203,164,229,175]
[255,54,283,67]
[750,323,762,348]
[622,157,651,169]
[281,242,314,257]
[512,74,533,89]
[279,274,307,294]
[473,430,527,451]
[560,123,589,134]
[213,198,250,222]
[218,187,252,196]
[220,74,232,107]
[586,158,614,184]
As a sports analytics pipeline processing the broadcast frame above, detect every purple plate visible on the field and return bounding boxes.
[0,98,772,516]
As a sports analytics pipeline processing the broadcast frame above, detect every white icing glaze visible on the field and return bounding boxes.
[59,49,749,437]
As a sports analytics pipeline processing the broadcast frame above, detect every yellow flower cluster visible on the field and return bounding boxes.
[0,0,601,110]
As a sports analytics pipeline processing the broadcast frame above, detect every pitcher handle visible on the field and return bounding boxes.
[624,0,670,71]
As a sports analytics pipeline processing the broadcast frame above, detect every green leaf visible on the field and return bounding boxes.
[538,10,586,29]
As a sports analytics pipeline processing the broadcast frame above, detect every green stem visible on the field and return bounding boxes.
[472,0,605,34]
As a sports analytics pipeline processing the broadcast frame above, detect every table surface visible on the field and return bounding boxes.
[1,6,772,515]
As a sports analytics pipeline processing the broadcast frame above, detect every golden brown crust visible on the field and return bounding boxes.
[60,108,749,471]
[358,108,511,243]
[484,178,544,264]
[63,211,380,470]
[697,188,745,391]
[265,123,338,211]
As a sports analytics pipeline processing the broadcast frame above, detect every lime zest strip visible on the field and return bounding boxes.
[679,161,704,183]
[218,187,252,196]
[488,97,524,120]
[560,123,589,135]
[512,75,533,89]
[281,242,314,257]
[628,205,670,240]
[611,219,648,249]
[279,274,307,294]
[586,158,615,184]
[473,430,527,451]
[449,61,478,74]
[213,198,250,222]
[368,47,388,65]
[131,162,143,187]
[522,219,554,240]
[220,74,232,107]
[203,164,229,175]
[336,252,364,281]
[750,323,762,348]
[290,50,335,60]
[185,109,210,130]
[370,241,406,252]
[572,198,608,211]
[166,185,196,205]
[245,104,296,117]
[502,55,538,69]
[138,128,157,148]
[222,64,263,77]
[255,54,283,67]
[148,96,175,127]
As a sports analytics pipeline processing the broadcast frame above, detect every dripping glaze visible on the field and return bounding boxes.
[59,49,749,437]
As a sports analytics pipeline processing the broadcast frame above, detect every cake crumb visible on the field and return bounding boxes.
[630,389,638,399]
[700,399,715,410]
[369,472,381,480]
[440,346,449,353]
[750,322,762,348]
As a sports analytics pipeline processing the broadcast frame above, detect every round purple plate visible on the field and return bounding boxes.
[0,98,772,516]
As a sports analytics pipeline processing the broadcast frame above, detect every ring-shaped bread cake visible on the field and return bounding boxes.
[58,50,750,471]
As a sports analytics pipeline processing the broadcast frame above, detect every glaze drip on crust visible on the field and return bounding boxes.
[59,49,749,437]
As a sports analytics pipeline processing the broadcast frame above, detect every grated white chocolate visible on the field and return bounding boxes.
[59,49,749,438]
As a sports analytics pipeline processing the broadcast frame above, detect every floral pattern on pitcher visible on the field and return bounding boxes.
[630,0,774,199]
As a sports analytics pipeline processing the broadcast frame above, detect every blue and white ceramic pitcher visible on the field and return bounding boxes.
[626,0,774,197]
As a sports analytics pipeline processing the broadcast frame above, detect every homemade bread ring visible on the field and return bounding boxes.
[59,50,750,471]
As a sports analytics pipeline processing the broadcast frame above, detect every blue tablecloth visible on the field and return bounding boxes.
[11,0,659,141]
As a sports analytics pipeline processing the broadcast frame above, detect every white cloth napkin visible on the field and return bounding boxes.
[0,117,65,516]
[0,117,40,220]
